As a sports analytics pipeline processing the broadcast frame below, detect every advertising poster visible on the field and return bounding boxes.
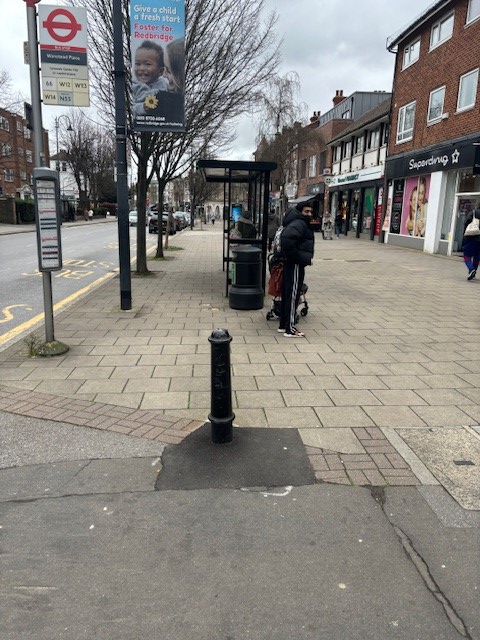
[130,0,185,132]
[389,179,404,234]
[401,175,430,237]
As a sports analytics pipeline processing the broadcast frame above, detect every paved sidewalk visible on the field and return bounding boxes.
[0,223,479,507]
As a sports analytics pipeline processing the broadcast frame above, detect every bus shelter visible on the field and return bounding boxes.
[197,159,277,297]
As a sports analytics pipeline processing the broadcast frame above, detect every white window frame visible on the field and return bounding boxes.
[396,101,416,143]
[427,85,446,122]
[354,135,364,155]
[4,168,14,182]
[308,154,316,178]
[403,38,420,69]
[25,149,33,163]
[334,146,341,162]
[0,117,9,131]
[466,0,480,24]
[430,12,454,49]
[367,129,380,150]
[457,68,479,112]
[342,141,351,159]
[2,143,12,156]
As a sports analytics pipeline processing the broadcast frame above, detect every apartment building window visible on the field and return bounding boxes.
[318,151,326,174]
[342,141,352,159]
[457,68,479,111]
[403,38,420,68]
[467,0,480,23]
[0,117,9,131]
[26,149,33,163]
[308,155,316,177]
[430,12,454,49]
[427,85,446,121]
[381,123,389,146]
[300,158,307,179]
[24,128,31,140]
[4,169,14,182]
[354,135,364,155]
[334,146,341,162]
[367,129,380,150]
[20,170,27,180]
[396,101,416,142]
[2,143,12,156]
[16,121,23,132]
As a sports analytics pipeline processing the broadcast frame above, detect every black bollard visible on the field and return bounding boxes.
[208,328,235,444]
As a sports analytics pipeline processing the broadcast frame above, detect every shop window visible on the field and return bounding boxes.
[308,155,316,178]
[396,101,416,143]
[467,0,480,24]
[457,68,478,111]
[427,85,446,122]
[430,12,454,49]
[403,38,420,68]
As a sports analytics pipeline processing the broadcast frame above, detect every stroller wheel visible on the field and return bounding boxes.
[300,308,308,317]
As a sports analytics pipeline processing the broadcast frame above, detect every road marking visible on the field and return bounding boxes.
[0,270,117,347]
[0,305,33,324]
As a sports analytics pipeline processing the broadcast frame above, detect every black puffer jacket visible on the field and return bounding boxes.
[280,208,315,266]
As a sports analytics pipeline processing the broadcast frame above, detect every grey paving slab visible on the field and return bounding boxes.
[397,428,480,510]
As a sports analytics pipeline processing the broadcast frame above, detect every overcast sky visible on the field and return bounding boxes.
[1,0,434,159]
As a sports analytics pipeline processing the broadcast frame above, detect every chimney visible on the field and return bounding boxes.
[333,90,345,106]
[309,110,320,124]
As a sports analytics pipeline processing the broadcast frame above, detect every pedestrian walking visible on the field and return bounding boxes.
[322,210,333,240]
[278,201,314,338]
[334,209,343,238]
[88,208,94,222]
[462,207,480,280]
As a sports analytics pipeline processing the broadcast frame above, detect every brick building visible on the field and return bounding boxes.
[384,0,480,255]
[0,106,50,200]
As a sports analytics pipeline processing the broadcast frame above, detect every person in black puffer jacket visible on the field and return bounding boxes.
[462,207,480,280]
[279,202,315,337]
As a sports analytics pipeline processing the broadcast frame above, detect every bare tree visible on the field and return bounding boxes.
[255,73,309,212]
[69,0,280,272]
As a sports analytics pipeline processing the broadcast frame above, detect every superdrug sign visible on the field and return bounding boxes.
[386,139,477,178]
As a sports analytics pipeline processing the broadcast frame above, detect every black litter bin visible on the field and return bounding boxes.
[229,245,264,310]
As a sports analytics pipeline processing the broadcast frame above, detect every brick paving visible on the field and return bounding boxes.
[1,223,479,492]
[306,427,420,486]
[0,384,201,445]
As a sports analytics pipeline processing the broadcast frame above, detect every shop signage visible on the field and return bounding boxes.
[386,139,477,178]
[307,183,324,194]
[327,165,383,188]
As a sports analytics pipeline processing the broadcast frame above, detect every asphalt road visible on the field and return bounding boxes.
[0,222,157,350]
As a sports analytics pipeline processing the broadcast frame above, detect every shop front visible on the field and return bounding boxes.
[384,136,479,255]
[326,166,384,240]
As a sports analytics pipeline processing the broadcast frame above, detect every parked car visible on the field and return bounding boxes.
[148,213,176,235]
[129,210,138,226]
[172,211,189,231]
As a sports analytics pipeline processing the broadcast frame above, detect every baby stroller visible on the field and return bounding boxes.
[266,254,309,323]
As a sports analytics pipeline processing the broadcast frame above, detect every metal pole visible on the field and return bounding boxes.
[26,0,55,344]
[208,328,234,444]
[113,1,132,310]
